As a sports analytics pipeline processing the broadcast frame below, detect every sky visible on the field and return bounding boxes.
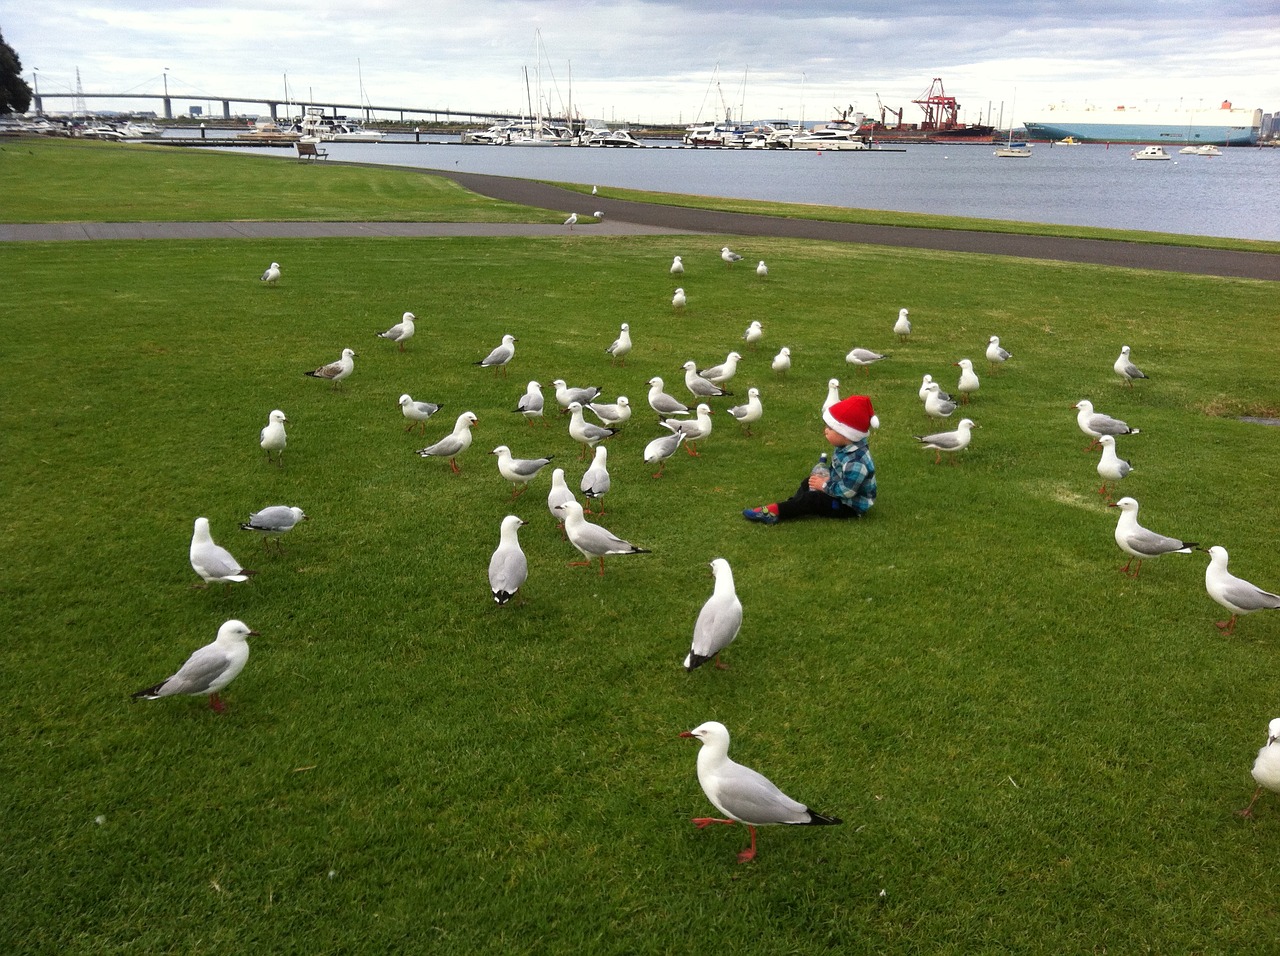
[8,1,1279,126]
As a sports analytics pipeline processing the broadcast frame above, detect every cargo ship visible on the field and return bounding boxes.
[1022,101,1261,146]
[855,78,996,144]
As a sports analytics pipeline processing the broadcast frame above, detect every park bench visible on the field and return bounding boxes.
[296,141,329,161]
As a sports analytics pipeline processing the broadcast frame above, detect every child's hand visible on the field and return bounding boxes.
[808,474,827,491]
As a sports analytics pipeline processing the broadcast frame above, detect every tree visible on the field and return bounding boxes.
[0,29,33,115]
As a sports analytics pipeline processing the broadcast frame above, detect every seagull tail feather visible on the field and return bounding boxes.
[800,810,843,826]
[131,684,166,701]
[683,651,711,672]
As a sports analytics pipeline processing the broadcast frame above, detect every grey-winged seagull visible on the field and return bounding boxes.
[721,246,743,266]
[564,212,578,229]
[699,351,741,385]
[399,394,442,435]
[132,619,257,713]
[914,418,977,464]
[417,411,477,473]
[670,255,684,275]
[559,499,650,575]
[1074,399,1139,451]
[894,308,911,341]
[488,515,528,605]
[756,260,768,277]
[547,468,575,532]
[1108,496,1197,578]
[1204,546,1280,635]
[923,382,957,420]
[587,396,631,427]
[845,347,887,373]
[1239,717,1280,818]
[376,312,416,351]
[1114,345,1147,386]
[954,358,979,402]
[684,558,743,671]
[581,445,611,514]
[568,402,617,458]
[742,320,763,348]
[260,262,280,284]
[239,505,307,552]
[514,381,545,426]
[190,517,256,589]
[986,335,1011,370]
[259,409,287,466]
[644,430,686,477]
[672,287,687,310]
[728,387,763,436]
[606,323,632,365]
[491,445,554,499]
[662,403,713,455]
[682,361,729,398]
[647,377,689,417]
[475,334,516,376]
[552,379,601,409]
[305,348,355,388]
[1095,435,1132,501]
[771,347,791,375]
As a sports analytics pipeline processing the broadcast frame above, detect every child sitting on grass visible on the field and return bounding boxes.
[743,394,877,524]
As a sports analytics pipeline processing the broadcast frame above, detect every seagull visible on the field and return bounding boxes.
[416,411,477,473]
[375,312,416,352]
[475,334,516,376]
[547,468,575,532]
[488,515,528,606]
[679,721,841,863]
[490,445,554,499]
[684,559,743,671]
[954,358,979,402]
[260,262,280,284]
[672,287,687,310]
[662,403,714,456]
[893,308,911,341]
[822,378,841,415]
[1108,496,1197,578]
[1114,345,1147,387]
[647,377,689,417]
[587,396,632,427]
[564,212,578,229]
[560,500,650,575]
[513,381,546,426]
[756,260,768,277]
[923,382,957,420]
[986,335,1011,370]
[721,246,743,266]
[259,409,287,466]
[771,347,791,375]
[581,445,611,514]
[593,210,605,220]
[1204,546,1280,635]
[914,418,977,464]
[1239,717,1280,818]
[845,347,887,373]
[728,388,764,436]
[1074,399,1140,451]
[1095,435,1132,501]
[399,394,442,435]
[606,323,632,365]
[918,374,952,403]
[132,620,257,714]
[644,430,686,477]
[305,348,355,388]
[239,506,308,553]
[699,351,741,385]
[552,379,601,410]
[591,185,597,195]
[567,402,618,458]
[682,360,730,398]
[190,517,257,589]
[670,255,685,275]
[742,321,763,349]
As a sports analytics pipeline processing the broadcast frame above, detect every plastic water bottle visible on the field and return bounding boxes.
[811,452,830,480]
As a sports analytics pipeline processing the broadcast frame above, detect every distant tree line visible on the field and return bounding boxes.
[1,28,33,115]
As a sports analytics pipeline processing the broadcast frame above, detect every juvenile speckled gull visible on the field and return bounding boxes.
[132,619,257,713]
[376,312,416,351]
[684,559,743,672]
[894,308,911,340]
[680,721,841,863]
[662,403,713,455]
[682,361,729,398]
[771,347,791,375]
[1108,496,1197,578]
[488,515,528,606]
[644,430,686,477]
[259,409,287,465]
[552,379,601,409]
[190,517,257,589]
[1204,546,1280,635]
[475,334,516,376]
[606,323,632,365]
[1239,717,1280,818]
[260,262,280,284]
[954,358,979,402]
[514,381,545,426]
[1114,345,1148,386]
[647,377,689,417]
[721,246,743,266]
[914,418,977,464]
[1074,399,1139,451]
[581,445,611,513]
[567,402,617,458]
[240,505,307,552]
[587,396,631,427]
[1095,435,1132,500]
[728,388,763,436]
[416,411,477,473]
[305,348,355,388]
[399,394,442,435]
[490,444,554,498]
[560,500,650,575]
[699,351,741,385]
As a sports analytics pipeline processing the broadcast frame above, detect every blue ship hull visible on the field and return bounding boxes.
[1023,119,1259,147]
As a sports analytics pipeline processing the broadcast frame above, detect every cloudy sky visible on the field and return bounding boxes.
[9,1,1279,125]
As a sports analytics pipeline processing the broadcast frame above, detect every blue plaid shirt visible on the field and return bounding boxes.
[823,439,876,514]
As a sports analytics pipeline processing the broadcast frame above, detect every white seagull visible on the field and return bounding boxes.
[647,377,689,417]
[376,311,416,351]
[587,396,632,427]
[399,394,442,435]
[259,409,287,465]
[721,246,743,266]
[682,360,729,398]
[919,374,952,403]
[559,500,650,575]
[305,348,355,388]
[1239,717,1280,818]
[662,403,714,456]
[670,255,685,275]
[581,445,611,514]
[680,721,841,863]
[771,347,791,375]
[914,418,977,465]
[239,505,308,553]
[822,378,841,415]
[986,335,1011,369]
[552,379,602,409]
[727,388,763,436]
[1095,435,1132,501]
[954,358,979,402]
[491,445,554,499]
[1074,399,1140,451]
[742,320,763,348]
[644,430,686,477]
[568,401,618,458]
[260,261,281,284]
[606,323,632,365]
[547,468,575,531]
[672,287,687,310]
[513,381,546,427]
[699,351,742,385]
[923,381,957,420]
[1114,345,1148,387]
[845,347,887,373]
[894,308,911,340]
[475,334,516,376]
[564,212,578,229]
[190,517,256,589]
[488,515,528,606]
[756,260,768,277]
[1108,496,1197,578]
[684,558,743,671]
[416,411,477,473]
[132,619,257,713]
[1204,546,1280,636]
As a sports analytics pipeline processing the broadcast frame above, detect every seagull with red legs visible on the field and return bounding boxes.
[1109,496,1197,578]
[1204,546,1280,636]
[559,500,649,575]
[1239,718,1280,819]
[132,619,257,714]
[683,559,742,672]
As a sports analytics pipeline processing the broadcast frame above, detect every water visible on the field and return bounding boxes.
[185,130,1280,242]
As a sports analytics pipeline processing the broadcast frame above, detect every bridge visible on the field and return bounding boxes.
[31,91,519,125]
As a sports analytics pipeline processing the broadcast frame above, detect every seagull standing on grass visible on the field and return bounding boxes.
[1095,435,1132,501]
[893,308,911,341]
[728,388,763,436]
[683,559,743,671]
[568,402,618,458]
[771,347,791,375]
[672,287,687,310]
[581,445,611,514]
[662,403,714,456]
[239,506,307,553]
[822,378,841,415]
[986,335,1011,370]
[923,382,957,420]
[1203,546,1280,636]
[1239,718,1280,818]
[756,260,768,277]
[699,351,741,385]
[682,361,730,399]
[679,721,841,863]
[671,255,684,275]
[914,418,977,465]
[190,517,257,590]
[416,411,477,473]
[260,262,280,284]
[721,246,743,266]
[587,396,631,427]
[259,409,287,465]
[742,321,763,349]
[376,312,416,352]
[514,381,546,426]
[647,377,689,417]
[845,347,887,373]
[560,500,650,575]
[606,324,632,365]
[1108,496,1197,578]
[1074,399,1140,451]
[399,394,442,435]
[552,380,601,410]
[644,431,686,477]
[954,358,979,402]
[488,516,528,606]
[490,445,554,499]
[305,348,355,388]
[475,334,516,376]
[547,468,575,532]
[132,620,257,714]
[1114,345,1148,386]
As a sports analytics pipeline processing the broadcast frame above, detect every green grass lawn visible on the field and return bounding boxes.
[2,143,1280,954]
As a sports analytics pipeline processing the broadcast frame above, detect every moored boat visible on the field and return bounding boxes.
[1024,100,1261,146]
[1130,145,1171,161]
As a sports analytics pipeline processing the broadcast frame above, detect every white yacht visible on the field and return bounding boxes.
[1130,145,1172,161]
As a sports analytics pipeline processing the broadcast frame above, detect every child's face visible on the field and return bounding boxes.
[824,425,851,446]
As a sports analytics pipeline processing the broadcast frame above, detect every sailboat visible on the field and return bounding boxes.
[507,31,573,146]
[994,93,1032,157]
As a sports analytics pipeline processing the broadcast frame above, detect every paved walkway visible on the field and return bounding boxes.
[4,166,1276,282]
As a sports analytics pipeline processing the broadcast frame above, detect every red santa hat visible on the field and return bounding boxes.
[823,394,877,442]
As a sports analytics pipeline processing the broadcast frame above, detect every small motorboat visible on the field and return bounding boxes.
[1131,145,1171,161]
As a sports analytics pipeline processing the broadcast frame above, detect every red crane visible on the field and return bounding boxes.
[912,78,962,131]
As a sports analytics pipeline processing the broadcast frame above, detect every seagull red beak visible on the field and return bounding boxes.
[679,730,695,738]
